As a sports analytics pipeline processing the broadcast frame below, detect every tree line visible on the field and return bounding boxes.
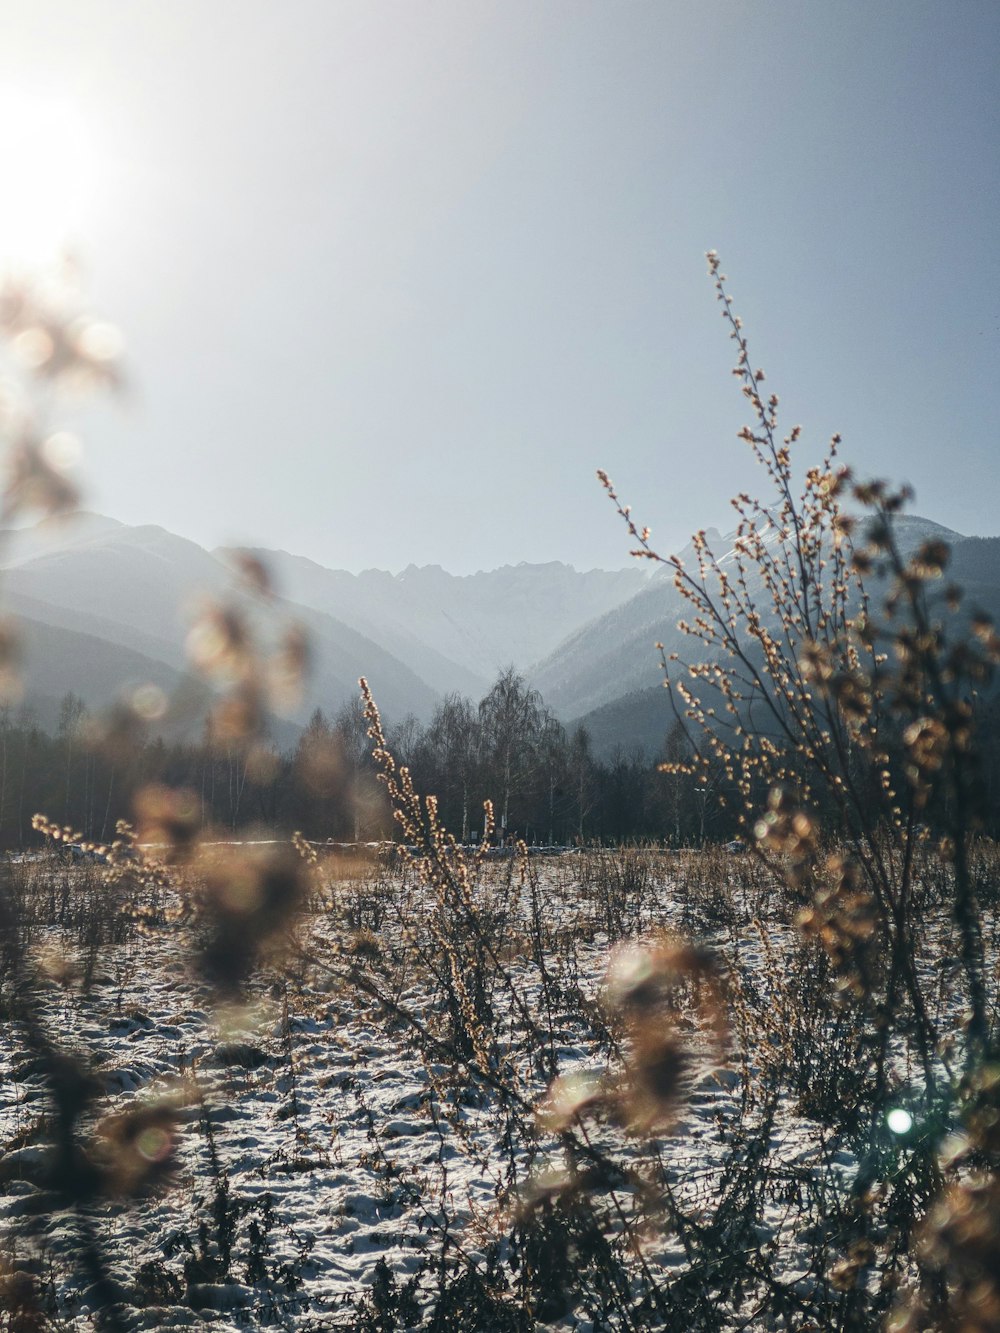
[9,666,1000,852]
[0,670,737,850]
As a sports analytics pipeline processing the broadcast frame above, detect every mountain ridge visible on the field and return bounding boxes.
[3,510,996,757]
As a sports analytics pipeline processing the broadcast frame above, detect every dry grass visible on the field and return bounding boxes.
[2,256,999,1331]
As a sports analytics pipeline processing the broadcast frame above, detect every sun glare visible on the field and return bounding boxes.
[0,89,100,268]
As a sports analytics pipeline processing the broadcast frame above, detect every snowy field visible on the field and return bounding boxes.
[0,848,990,1330]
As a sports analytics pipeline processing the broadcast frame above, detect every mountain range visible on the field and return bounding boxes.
[1,511,996,756]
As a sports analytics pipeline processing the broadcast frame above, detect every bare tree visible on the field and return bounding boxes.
[478,668,543,837]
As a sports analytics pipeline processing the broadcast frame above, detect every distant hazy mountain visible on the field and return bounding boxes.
[231,548,652,695]
[0,511,128,567]
[569,685,674,760]
[0,517,439,732]
[2,511,993,755]
[2,518,227,672]
[0,515,649,737]
[9,613,192,734]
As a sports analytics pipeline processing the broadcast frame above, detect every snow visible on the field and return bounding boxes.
[1,851,983,1328]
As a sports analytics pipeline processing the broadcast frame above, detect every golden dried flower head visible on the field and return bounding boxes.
[133,784,200,863]
[94,1102,179,1199]
[198,844,309,996]
[228,549,275,598]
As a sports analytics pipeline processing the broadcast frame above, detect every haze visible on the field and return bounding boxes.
[0,1,996,574]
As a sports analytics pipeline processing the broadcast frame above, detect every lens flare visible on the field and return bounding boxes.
[886,1108,913,1135]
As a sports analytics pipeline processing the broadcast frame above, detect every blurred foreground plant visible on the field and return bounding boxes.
[0,264,316,1329]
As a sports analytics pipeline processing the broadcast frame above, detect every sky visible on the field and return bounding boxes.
[0,1,997,575]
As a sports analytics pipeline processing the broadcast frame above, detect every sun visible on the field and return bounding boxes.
[0,89,100,268]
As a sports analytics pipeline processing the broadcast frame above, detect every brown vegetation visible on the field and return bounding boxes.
[1,256,998,1330]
